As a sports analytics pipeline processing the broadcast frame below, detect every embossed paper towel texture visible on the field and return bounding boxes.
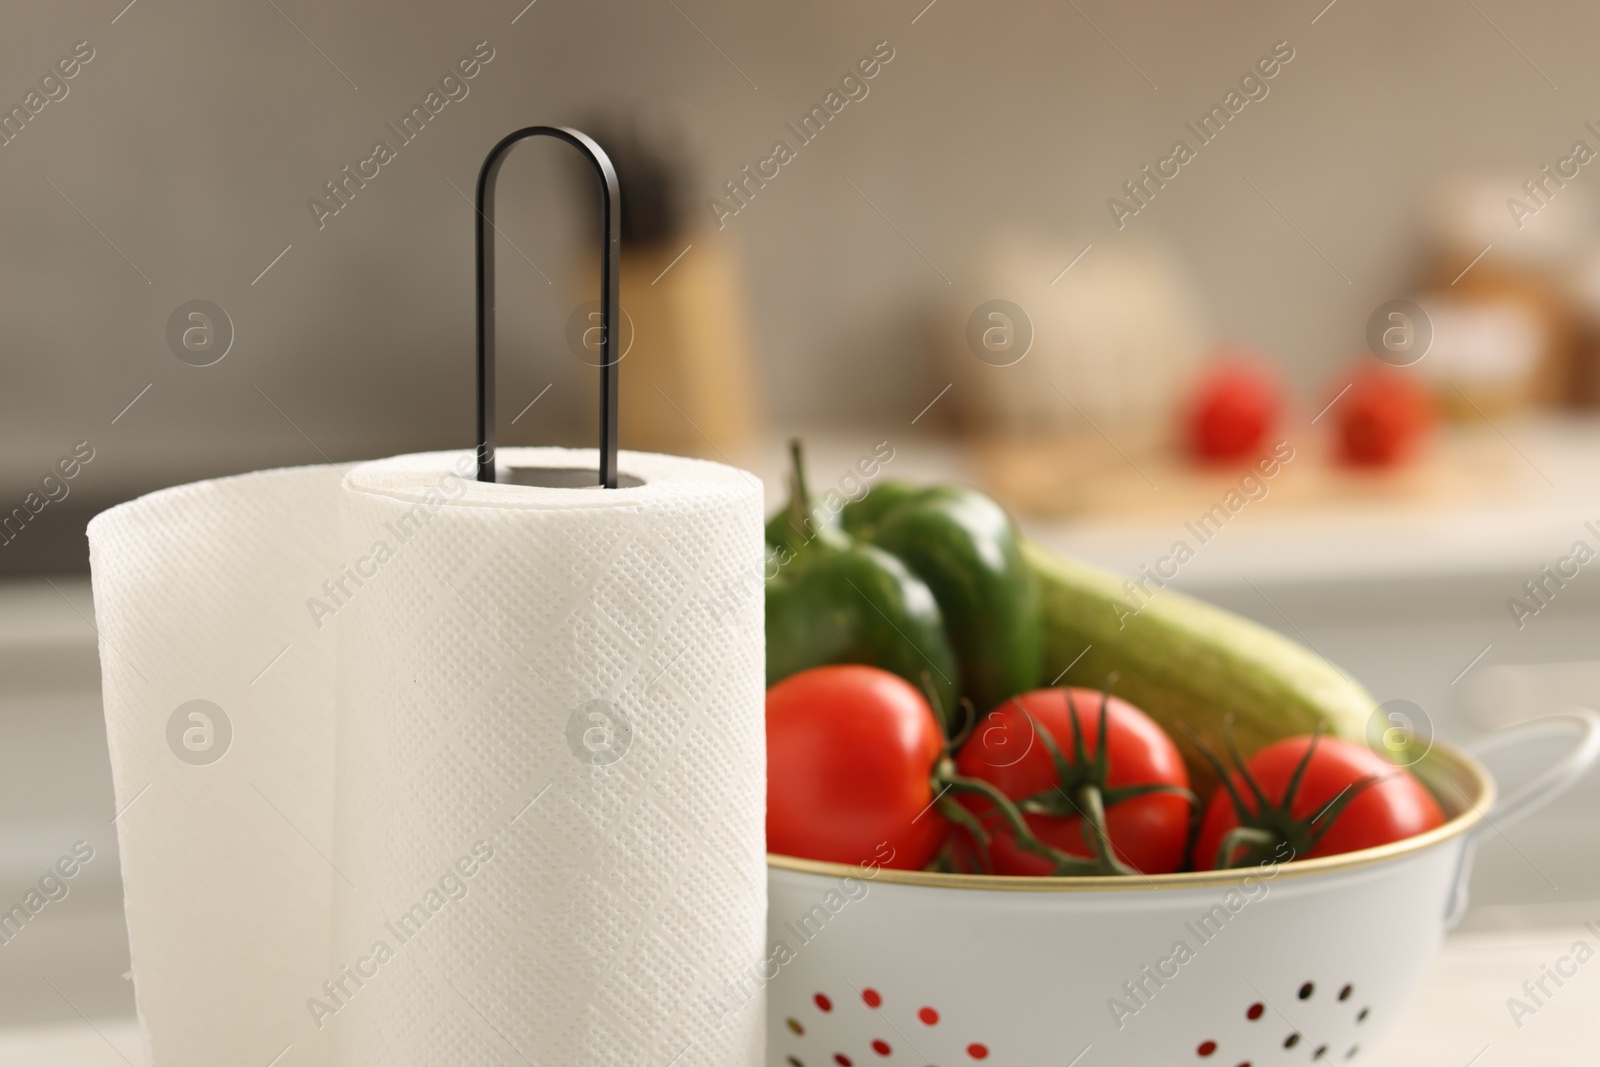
[88,465,345,1067]
[88,449,767,1067]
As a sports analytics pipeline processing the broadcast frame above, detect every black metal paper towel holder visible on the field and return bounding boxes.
[475,126,637,489]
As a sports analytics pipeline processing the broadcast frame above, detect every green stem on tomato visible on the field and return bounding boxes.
[1214,825,1280,869]
[1071,783,1136,876]
[934,791,994,872]
[935,761,1106,875]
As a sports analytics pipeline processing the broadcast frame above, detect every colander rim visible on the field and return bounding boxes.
[765,734,1494,892]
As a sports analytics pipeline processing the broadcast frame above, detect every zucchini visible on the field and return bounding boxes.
[1026,541,1373,795]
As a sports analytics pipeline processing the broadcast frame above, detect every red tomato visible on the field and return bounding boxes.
[953,688,1192,875]
[1334,363,1433,467]
[1185,356,1283,464]
[1192,734,1445,870]
[766,665,948,869]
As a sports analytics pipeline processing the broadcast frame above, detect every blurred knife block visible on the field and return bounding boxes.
[573,118,761,459]
[584,235,760,458]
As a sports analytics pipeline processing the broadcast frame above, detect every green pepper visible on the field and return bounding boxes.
[764,440,1042,722]
[840,475,1042,716]
[765,444,961,720]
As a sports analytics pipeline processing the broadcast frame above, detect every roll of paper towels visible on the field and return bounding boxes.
[87,448,767,1067]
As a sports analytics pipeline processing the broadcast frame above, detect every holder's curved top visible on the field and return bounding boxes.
[476,126,621,487]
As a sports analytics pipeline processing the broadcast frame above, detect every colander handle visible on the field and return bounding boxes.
[1466,708,1600,831]
[1443,708,1600,927]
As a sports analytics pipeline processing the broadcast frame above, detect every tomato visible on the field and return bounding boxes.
[766,665,948,869]
[953,688,1193,875]
[1185,355,1283,464]
[1334,363,1433,467]
[1192,734,1445,870]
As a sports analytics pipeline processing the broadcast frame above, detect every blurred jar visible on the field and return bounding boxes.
[1562,248,1600,407]
[1413,173,1591,415]
[1410,294,1547,416]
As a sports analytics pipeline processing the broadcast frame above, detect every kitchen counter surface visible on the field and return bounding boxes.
[1364,920,1600,1066]
[752,417,1600,588]
[5,917,1597,1066]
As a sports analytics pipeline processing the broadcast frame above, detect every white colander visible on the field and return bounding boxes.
[763,712,1600,1067]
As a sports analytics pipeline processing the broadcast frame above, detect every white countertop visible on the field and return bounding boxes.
[1368,919,1600,1066]
[0,1017,143,1067]
[753,418,1600,586]
[6,918,1596,1066]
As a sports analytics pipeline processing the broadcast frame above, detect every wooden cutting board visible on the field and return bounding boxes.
[972,426,1526,521]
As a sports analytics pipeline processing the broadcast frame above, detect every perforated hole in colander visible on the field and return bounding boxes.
[1191,979,1370,1063]
[785,987,995,1064]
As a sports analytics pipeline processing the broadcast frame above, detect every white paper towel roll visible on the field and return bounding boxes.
[88,447,767,1067]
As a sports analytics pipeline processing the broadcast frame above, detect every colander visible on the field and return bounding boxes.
[762,711,1600,1067]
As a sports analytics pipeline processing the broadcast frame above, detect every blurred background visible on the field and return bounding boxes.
[8,0,1600,1059]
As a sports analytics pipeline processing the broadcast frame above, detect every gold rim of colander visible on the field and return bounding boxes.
[766,736,1494,892]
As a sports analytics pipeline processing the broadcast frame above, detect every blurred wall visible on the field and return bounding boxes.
[2,0,1597,569]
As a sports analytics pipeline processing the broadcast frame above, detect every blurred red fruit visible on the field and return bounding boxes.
[1184,355,1283,464]
[1333,363,1433,467]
